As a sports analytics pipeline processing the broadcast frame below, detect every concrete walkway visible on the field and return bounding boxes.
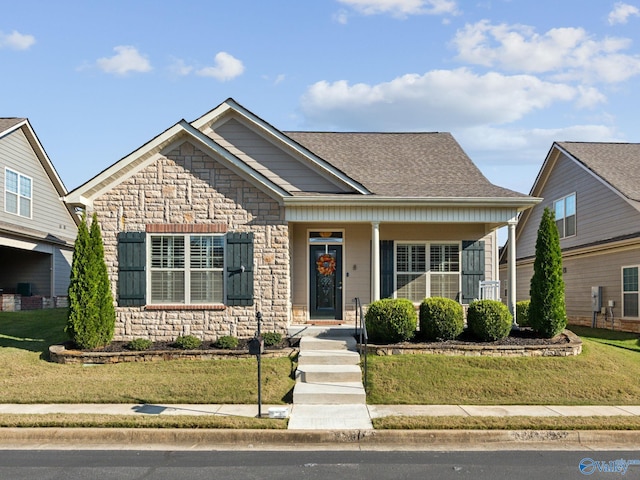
[1,403,639,418]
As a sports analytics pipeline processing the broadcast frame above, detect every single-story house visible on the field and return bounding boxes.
[63,98,539,341]
[501,141,640,333]
[0,118,77,310]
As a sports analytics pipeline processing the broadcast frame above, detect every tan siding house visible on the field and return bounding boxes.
[503,142,640,332]
[64,99,538,341]
[0,118,78,304]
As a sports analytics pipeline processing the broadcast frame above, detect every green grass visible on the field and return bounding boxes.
[373,416,640,430]
[365,326,640,405]
[0,309,295,404]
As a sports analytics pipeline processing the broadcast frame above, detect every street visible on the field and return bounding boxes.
[2,450,639,479]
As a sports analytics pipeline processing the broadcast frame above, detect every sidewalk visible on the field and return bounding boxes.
[1,403,639,419]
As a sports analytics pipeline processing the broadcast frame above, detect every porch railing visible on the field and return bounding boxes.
[354,297,368,393]
[479,280,501,301]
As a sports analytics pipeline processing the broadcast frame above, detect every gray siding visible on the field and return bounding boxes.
[211,118,348,194]
[0,128,77,241]
[53,247,73,296]
[518,152,640,259]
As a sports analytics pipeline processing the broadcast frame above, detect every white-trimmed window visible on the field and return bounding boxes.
[395,242,460,302]
[554,193,576,239]
[622,266,639,318]
[149,234,224,304]
[4,168,32,218]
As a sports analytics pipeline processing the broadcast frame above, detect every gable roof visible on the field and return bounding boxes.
[554,142,640,202]
[0,118,26,133]
[286,131,527,199]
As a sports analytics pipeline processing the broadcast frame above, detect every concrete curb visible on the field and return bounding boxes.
[1,428,639,451]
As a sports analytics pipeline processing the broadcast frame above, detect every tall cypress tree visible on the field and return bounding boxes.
[529,207,567,338]
[90,212,115,346]
[66,212,115,349]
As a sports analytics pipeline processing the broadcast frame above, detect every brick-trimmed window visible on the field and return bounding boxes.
[149,234,224,305]
[4,168,32,218]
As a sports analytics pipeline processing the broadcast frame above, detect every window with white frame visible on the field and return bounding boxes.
[149,234,224,304]
[554,193,576,238]
[4,168,32,218]
[622,266,639,318]
[395,243,460,302]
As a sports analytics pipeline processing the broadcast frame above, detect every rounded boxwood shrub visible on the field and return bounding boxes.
[126,338,152,351]
[365,298,417,343]
[214,335,239,349]
[173,335,202,350]
[262,332,282,347]
[467,300,513,342]
[419,297,464,341]
[516,300,531,327]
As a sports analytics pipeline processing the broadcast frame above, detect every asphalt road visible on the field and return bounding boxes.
[2,450,640,479]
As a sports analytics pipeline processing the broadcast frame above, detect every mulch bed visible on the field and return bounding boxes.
[68,337,300,353]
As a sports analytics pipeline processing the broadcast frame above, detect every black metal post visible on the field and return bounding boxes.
[256,311,262,418]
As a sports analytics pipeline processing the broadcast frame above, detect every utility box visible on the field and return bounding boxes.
[591,286,602,312]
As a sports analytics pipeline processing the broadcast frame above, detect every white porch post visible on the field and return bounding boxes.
[372,222,380,301]
[508,219,518,327]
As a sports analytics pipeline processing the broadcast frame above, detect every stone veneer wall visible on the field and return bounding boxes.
[92,141,290,342]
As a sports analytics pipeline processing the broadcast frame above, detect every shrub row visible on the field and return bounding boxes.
[365,297,516,343]
[124,332,284,351]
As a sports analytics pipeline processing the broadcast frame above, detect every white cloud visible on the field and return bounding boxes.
[337,0,459,18]
[452,20,640,83]
[168,58,193,76]
[196,52,244,81]
[96,46,152,75]
[608,2,640,25]
[300,68,584,131]
[0,30,35,50]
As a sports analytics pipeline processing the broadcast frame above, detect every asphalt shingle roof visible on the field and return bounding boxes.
[557,142,640,202]
[0,118,25,133]
[285,131,527,198]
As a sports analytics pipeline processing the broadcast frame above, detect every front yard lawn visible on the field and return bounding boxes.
[0,309,295,404]
[366,325,640,405]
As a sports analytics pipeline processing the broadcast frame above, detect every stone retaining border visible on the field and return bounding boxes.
[364,330,582,357]
[49,344,298,364]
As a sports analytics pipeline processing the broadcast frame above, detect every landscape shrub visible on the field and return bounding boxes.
[529,207,567,338]
[365,298,417,343]
[516,300,531,327]
[419,297,464,341]
[214,335,239,349]
[173,335,202,350]
[262,332,282,347]
[467,300,513,342]
[126,338,152,351]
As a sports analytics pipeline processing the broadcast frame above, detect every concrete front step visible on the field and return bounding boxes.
[297,349,361,366]
[289,325,357,338]
[299,336,356,351]
[292,382,366,404]
[296,364,362,383]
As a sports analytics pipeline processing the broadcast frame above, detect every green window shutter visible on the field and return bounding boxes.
[226,232,254,306]
[117,232,146,307]
[461,240,485,304]
[380,240,394,299]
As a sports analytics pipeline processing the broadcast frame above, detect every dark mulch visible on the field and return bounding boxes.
[71,337,299,353]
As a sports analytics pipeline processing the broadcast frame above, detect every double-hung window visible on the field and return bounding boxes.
[4,168,32,218]
[622,266,639,318]
[395,242,460,302]
[554,193,576,238]
[149,234,224,304]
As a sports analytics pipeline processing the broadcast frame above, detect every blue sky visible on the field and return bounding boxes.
[3,0,640,197]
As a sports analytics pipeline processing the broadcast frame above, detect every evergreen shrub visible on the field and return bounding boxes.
[516,300,531,327]
[126,338,152,351]
[214,335,239,349]
[419,297,464,341]
[174,335,202,350]
[365,298,417,343]
[262,332,282,347]
[467,299,512,342]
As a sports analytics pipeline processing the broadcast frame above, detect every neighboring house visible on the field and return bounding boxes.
[502,141,640,333]
[0,118,78,309]
[63,98,538,341]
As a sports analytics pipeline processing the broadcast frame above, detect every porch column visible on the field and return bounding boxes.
[372,222,380,301]
[508,219,518,327]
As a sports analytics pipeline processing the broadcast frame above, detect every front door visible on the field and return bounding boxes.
[309,244,343,320]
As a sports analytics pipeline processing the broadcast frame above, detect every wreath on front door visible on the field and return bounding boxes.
[316,254,336,276]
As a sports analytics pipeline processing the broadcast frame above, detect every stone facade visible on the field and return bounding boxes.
[92,141,290,342]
